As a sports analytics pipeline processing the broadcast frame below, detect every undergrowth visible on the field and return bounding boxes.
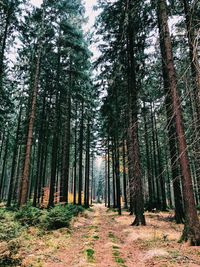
[0,204,85,265]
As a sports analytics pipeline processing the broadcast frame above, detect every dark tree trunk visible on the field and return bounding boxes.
[112,140,116,208]
[48,40,61,208]
[107,138,111,208]
[142,102,153,210]
[90,153,94,204]
[154,111,167,211]
[122,138,128,209]
[127,0,145,225]
[114,139,121,215]
[78,99,84,206]
[60,90,71,203]
[19,43,42,206]
[150,102,161,209]
[0,134,9,200]
[84,121,90,208]
[7,107,22,207]
[33,84,47,207]
[73,101,78,205]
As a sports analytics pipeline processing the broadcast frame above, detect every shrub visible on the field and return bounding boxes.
[42,204,84,230]
[42,205,72,230]
[0,208,6,220]
[0,220,21,241]
[15,204,41,226]
[67,204,85,216]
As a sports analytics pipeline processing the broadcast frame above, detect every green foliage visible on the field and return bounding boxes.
[41,205,84,230]
[66,204,85,216]
[0,209,21,241]
[15,204,42,226]
[0,220,21,241]
[85,248,95,262]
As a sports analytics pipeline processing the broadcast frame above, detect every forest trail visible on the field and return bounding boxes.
[43,204,142,267]
[41,205,200,267]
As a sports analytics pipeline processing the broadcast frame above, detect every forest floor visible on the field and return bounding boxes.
[15,204,200,267]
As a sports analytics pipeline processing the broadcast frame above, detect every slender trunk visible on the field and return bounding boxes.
[122,138,128,209]
[0,135,9,200]
[104,152,107,207]
[7,107,22,207]
[150,103,161,209]
[60,90,71,203]
[154,112,167,211]
[127,0,145,225]
[18,45,42,206]
[0,130,5,161]
[84,121,90,208]
[73,101,78,204]
[107,138,111,208]
[78,99,84,205]
[114,139,121,215]
[48,36,61,208]
[91,153,94,204]
[112,140,116,208]
[142,102,153,210]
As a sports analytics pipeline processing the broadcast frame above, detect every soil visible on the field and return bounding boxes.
[19,204,200,267]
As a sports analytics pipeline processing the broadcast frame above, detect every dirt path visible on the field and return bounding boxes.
[39,204,200,267]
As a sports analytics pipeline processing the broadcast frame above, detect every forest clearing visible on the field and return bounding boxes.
[1,0,200,266]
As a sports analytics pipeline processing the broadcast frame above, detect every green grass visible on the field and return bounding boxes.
[85,248,95,262]
[112,245,120,249]
[115,257,125,264]
[112,242,127,267]
[108,231,118,242]
[93,235,99,240]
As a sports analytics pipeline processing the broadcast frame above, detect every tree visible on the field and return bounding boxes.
[156,0,200,245]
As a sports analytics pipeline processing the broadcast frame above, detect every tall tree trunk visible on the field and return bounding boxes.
[0,134,9,200]
[154,110,167,210]
[142,102,153,210]
[114,138,121,215]
[7,107,22,207]
[157,0,200,244]
[48,36,61,208]
[104,151,107,207]
[60,90,71,203]
[112,140,116,208]
[122,138,128,209]
[78,99,84,206]
[91,153,94,204]
[73,101,78,204]
[165,83,185,223]
[18,44,42,206]
[127,0,145,225]
[182,0,200,200]
[84,120,90,208]
[150,102,161,209]
[107,138,111,208]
